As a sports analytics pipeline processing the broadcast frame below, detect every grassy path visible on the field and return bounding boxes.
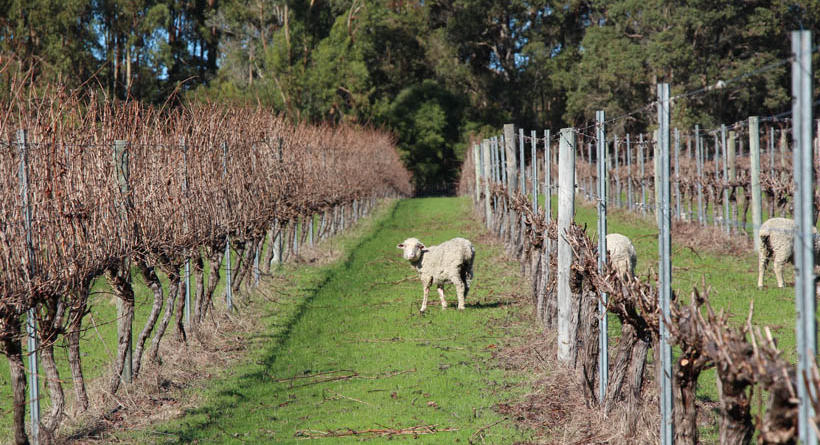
[123,197,531,444]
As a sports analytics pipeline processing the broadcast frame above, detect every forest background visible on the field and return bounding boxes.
[2,0,818,193]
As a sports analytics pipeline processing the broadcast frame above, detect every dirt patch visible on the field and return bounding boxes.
[672,220,753,257]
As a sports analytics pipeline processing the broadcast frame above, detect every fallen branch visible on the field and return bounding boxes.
[273,368,417,388]
[470,417,509,443]
[294,423,458,439]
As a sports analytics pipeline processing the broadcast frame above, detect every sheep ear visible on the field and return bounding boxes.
[396,244,405,249]
[419,244,425,249]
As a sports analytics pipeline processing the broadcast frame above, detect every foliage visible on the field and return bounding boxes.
[2,0,818,190]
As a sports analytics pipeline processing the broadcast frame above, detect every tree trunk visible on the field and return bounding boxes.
[192,256,205,327]
[624,333,650,435]
[605,323,638,413]
[133,262,164,377]
[577,288,600,406]
[673,351,707,445]
[106,265,135,395]
[2,317,30,445]
[174,277,187,343]
[758,370,798,445]
[202,245,223,320]
[40,341,63,440]
[148,267,181,363]
[262,222,279,273]
[66,284,90,411]
[716,373,753,445]
[232,240,255,293]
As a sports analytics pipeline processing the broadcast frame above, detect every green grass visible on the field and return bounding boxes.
[111,197,531,444]
[553,192,810,440]
[1,225,257,441]
[4,189,802,443]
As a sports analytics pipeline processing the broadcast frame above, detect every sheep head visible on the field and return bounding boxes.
[397,238,425,262]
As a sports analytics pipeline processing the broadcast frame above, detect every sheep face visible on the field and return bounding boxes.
[397,238,425,262]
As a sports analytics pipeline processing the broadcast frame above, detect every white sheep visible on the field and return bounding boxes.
[396,237,475,312]
[606,233,637,278]
[758,217,820,288]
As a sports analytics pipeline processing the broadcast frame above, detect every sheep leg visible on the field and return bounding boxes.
[437,286,447,309]
[452,273,466,310]
[758,253,768,288]
[774,260,785,288]
[420,284,430,312]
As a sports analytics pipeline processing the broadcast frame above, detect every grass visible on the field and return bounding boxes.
[99,197,533,444]
[3,188,803,443]
[0,250,238,442]
[0,212,318,441]
[544,191,811,441]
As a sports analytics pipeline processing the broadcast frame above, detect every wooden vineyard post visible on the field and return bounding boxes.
[504,124,517,194]
[750,116,762,252]
[769,127,776,217]
[482,139,492,227]
[557,128,576,363]
[473,144,481,204]
[18,129,40,445]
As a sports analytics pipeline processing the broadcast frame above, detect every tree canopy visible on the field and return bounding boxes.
[2,0,818,192]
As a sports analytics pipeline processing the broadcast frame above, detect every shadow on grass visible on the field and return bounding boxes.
[465,300,511,309]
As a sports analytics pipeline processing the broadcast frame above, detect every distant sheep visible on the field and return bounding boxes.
[757,217,820,288]
[606,233,637,278]
[396,237,475,312]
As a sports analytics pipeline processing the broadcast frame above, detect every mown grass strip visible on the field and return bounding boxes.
[117,197,533,444]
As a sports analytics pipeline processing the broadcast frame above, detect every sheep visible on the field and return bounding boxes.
[606,233,637,278]
[757,217,820,288]
[396,237,475,312]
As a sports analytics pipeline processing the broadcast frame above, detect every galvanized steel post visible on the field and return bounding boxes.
[482,139,492,227]
[596,111,608,403]
[674,128,681,220]
[222,142,233,310]
[181,138,191,324]
[519,128,526,195]
[531,130,538,213]
[545,130,551,220]
[639,134,646,215]
[627,134,633,211]
[721,125,730,232]
[18,130,40,445]
[792,29,816,445]
[696,126,704,225]
[657,83,674,445]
